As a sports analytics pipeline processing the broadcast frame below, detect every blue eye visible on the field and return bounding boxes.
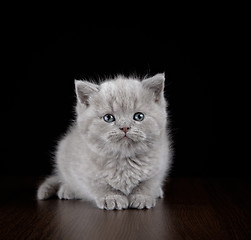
[133,112,145,121]
[103,114,115,123]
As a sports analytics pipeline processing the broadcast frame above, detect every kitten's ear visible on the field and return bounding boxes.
[142,73,165,102]
[75,80,100,106]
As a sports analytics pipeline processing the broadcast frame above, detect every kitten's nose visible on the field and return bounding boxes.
[119,127,130,133]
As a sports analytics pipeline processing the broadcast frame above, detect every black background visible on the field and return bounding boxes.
[1,11,247,177]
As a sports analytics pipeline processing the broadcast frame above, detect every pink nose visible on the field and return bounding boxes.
[120,127,130,133]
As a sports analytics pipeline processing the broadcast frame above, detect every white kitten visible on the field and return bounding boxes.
[37,73,172,210]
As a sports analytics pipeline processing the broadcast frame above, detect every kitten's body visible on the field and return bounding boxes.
[37,74,172,210]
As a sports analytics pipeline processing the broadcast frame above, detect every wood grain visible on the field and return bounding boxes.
[0,176,250,240]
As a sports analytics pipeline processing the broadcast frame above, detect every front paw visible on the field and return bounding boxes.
[57,184,75,200]
[96,194,129,210]
[129,194,156,209]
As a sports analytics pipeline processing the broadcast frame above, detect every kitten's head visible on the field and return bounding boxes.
[75,74,167,158]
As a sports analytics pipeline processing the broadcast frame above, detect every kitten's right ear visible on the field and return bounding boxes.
[142,73,165,103]
[75,80,100,106]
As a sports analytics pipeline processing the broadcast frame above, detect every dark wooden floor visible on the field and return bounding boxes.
[0,176,251,240]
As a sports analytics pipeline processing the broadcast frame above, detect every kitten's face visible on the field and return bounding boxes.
[76,75,167,158]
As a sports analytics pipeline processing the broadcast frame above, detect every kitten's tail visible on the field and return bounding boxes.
[37,175,60,200]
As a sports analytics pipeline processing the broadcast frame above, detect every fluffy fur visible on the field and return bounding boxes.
[37,73,172,210]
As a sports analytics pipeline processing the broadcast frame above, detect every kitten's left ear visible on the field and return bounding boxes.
[142,73,165,102]
[75,80,100,106]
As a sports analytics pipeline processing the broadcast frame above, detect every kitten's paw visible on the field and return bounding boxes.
[96,194,129,210]
[129,194,156,209]
[37,175,59,200]
[37,185,54,200]
[57,184,75,200]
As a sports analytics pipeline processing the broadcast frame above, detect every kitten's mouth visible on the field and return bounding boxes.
[120,134,134,142]
[121,134,129,140]
[108,132,139,143]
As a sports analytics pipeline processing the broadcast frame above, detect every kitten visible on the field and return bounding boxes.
[37,73,172,210]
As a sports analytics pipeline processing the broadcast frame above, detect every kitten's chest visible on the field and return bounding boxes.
[102,158,153,195]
